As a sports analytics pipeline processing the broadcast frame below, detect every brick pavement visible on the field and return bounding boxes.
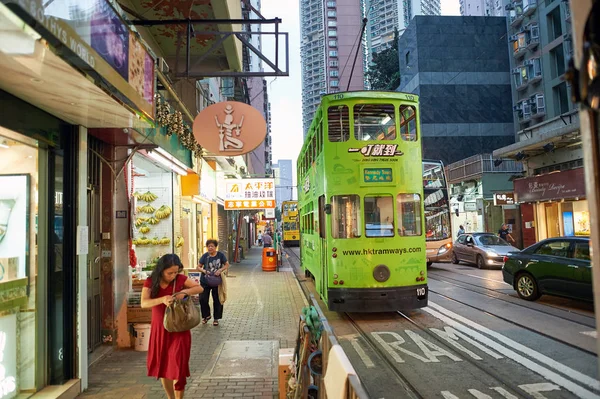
[78,247,307,399]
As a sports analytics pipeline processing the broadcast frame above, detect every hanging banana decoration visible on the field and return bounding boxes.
[175,236,184,248]
[155,205,172,219]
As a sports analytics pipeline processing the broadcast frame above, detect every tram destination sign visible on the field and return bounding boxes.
[364,168,393,182]
[224,178,276,210]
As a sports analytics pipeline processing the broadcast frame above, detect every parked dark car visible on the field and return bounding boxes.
[452,233,519,269]
[502,237,592,301]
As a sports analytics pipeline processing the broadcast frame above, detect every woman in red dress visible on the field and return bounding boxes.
[141,254,203,399]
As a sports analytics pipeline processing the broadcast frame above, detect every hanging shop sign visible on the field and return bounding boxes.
[192,102,267,156]
[224,178,275,210]
[493,192,515,206]
[5,0,155,118]
[514,168,586,203]
[464,202,477,212]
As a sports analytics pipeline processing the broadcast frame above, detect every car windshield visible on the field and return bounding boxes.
[477,235,510,246]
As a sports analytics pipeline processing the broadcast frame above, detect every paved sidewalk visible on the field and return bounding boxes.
[78,247,306,399]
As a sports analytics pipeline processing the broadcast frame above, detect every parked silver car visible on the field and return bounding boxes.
[452,233,519,269]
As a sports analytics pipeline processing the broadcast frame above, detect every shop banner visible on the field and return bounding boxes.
[493,192,515,206]
[514,168,586,203]
[4,0,155,118]
[224,178,275,210]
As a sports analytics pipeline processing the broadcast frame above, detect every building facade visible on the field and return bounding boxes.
[398,16,515,164]
[365,0,441,66]
[301,0,365,137]
[446,154,524,244]
[459,0,506,16]
[494,0,584,247]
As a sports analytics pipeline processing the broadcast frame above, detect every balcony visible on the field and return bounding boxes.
[446,154,524,184]
[516,80,529,91]
[523,0,537,16]
[514,45,527,58]
[510,12,525,28]
[526,37,540,50]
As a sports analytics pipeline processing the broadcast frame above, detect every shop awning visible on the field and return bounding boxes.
[120,1,244,75]
[514,167,586,203]
[493,111,581,159]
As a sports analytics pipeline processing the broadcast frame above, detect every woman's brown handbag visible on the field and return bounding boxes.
[163,281,200,332]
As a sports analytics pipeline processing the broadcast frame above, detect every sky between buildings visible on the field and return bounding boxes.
[261,0,462,191]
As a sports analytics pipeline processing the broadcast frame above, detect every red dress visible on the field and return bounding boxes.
[144,274,191,390]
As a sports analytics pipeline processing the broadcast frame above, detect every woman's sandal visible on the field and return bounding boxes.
[213,320,219,326]
[202,316,211,324]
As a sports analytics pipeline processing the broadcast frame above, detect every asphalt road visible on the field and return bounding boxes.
[285,247,599,399]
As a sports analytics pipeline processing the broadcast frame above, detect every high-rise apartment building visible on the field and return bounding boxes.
[494,0,584,246]
[273,160,294,209]
[301,0,365,137]
[459,0,506,16]
[364,0,441,78]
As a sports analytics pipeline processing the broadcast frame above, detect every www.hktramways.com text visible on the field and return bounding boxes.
[342,247,423,256]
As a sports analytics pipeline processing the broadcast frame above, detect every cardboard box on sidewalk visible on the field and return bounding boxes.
[127,306,152,323]
[278,348,294,399]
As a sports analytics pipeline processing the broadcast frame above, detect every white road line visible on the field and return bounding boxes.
[581,331,597,339]
[425,303,600,398]
[339,334,376,368]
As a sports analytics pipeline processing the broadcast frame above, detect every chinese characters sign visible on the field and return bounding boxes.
[364,168,393,182]
[348,144,403,157]
[224,179,276,210]
[514,168,585,202]
[493,193,515,206]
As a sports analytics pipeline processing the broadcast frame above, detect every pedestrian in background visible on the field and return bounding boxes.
[141,254,203,399]
[257,230,263,246]
[262,231,273,247]
[457,225,465,235]
[198,239,230,326]
[498,223,516,244]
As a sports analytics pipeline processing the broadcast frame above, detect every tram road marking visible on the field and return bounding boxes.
[441,383,561,399]
[425,303,600,398]
[580,331,597,339]
[338,334,375,368]
[429,301,600,391]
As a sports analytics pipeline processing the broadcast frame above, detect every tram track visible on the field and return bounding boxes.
[428,273,596,328]
[428,268,595,324]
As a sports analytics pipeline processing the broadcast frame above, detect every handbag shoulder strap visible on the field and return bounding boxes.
[172,275,178,295]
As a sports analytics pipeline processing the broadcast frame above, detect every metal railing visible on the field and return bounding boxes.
[446,153,523,184]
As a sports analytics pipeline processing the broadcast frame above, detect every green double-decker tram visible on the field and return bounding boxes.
[297,91,427,312]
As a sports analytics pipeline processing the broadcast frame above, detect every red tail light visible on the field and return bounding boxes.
[503,256,508,263]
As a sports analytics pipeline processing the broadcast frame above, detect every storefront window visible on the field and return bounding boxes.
[397,194,422,236]
[131,154,174,276]
[0,129,39,397]
[331,195,361,238]
[364,195,394,237]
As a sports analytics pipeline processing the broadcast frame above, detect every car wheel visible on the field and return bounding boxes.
[476,255,485,269]
[427,261,433,268]
[451,252,460,264]
[516,273,540,301]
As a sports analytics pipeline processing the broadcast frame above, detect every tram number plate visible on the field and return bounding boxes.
[416,287,426,296]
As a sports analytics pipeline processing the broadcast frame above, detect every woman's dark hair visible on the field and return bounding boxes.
[149,254,183,298]
[206,239,218,247]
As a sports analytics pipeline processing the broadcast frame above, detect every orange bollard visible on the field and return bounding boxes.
[262,247,277,272]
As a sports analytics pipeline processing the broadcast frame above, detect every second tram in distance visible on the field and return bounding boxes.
[281,201,300,246]
[297,91,427,312]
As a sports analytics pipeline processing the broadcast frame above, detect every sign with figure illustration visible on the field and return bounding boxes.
[224,179,276,210]
[193,102,267,156]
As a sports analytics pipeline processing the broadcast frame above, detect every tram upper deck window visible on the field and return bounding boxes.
[353,104,396,141]
[328,105,350,142]
[399,105,417,141]
[331,195,361,238]
[397,194,422,236]
[364,195,394,237]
